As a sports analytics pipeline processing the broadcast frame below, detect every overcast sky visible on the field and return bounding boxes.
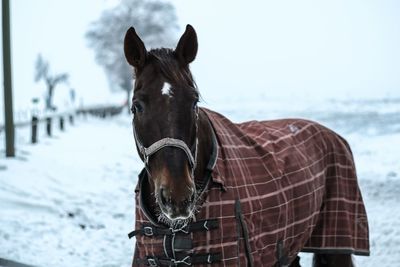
[1,0,399,114]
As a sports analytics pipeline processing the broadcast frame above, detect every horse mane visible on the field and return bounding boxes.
[147,48,198,90]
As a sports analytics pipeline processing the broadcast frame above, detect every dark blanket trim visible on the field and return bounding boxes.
[235,199,254,267]
[301,247,370,256]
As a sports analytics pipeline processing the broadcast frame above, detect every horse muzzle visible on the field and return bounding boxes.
[158,186,195,220]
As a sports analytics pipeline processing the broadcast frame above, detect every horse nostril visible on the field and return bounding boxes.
[160,188,168,206]
[182,192,195,207]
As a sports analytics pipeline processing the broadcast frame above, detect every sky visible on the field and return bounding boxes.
[1,0,400,119]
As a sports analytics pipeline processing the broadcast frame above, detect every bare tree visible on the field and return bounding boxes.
[86,0,178,113]
[34,54,69,111]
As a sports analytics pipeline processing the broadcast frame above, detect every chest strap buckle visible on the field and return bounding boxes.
[143,226,154,236]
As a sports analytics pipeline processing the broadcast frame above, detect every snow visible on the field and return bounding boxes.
[0,116,140,267]
[1,97,400,266]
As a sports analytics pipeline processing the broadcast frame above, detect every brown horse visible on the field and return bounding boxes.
[125,25,369,267]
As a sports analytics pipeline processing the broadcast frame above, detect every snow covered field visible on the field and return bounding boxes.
[0,96,399,267]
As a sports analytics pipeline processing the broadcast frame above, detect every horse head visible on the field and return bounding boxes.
[124,25,199,221]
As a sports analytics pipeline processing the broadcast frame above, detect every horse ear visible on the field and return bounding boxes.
[124,27,147,69]
[175,24,198,65]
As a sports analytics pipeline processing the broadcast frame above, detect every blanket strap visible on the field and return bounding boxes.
[133,253,222,266]
[235,199,254,267]
[128,219,219,239]
[130,219,221,265]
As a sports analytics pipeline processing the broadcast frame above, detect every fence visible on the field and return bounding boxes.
[0,104,124,146]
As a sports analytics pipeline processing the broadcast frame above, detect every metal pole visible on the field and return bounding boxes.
[59,116,64,131]
[2,0,15,157]
[46,117,52,136]
[31,116,38,144]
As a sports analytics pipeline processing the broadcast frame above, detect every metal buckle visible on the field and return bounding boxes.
[203,220,209,231]
[147,258,158,266]
[171,223,189,234]
[172,256,191,266]
[143,226,154,236]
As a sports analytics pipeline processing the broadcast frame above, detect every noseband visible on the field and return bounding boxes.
[132,108,199,176]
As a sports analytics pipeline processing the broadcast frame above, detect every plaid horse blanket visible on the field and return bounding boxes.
[131,108,369,266]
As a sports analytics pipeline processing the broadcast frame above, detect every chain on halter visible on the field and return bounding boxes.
[132,107,199,176]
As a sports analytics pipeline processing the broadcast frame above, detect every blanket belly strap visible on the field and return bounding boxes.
[128,219,219,239]
[133,253,222,266]
[132,219,220,266]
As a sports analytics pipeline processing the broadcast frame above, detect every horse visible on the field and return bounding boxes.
[124,25,369,267]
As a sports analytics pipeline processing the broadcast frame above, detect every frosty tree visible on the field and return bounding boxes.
[86,0,178,113]
[34,54,69,111]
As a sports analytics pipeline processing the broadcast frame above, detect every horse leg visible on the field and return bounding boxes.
[312,253,354,267]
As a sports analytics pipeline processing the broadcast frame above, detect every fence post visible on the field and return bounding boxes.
[46,117,52,136]
[2,0,15,156]
[31,116,38,144]
[59,116,64,131]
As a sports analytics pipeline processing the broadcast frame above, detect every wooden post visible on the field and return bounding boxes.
[31,116,38,144]
[59,116,64,131]
[2,0,15,156]
[46,117,52,136]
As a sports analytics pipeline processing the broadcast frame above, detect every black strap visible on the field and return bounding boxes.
[235,199,254,267]
[128,219,219,239]
[128,225,171,239]
[189,219,219,232]
[173,236,193,251]
[162,234,194,261]
[276,240,289,267]
[189,253,222,265]
[133,253,222,266]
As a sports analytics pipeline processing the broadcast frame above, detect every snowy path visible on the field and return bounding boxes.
[0,116,141,267]
[1,99,400,267]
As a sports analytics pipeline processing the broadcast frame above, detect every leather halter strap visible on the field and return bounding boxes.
[136,134,197,169]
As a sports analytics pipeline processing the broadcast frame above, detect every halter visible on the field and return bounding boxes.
[132,108,199,176]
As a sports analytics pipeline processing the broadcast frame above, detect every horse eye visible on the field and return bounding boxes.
[132,102,144,114]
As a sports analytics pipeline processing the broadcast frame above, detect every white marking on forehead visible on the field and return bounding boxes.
[161,82,172,97]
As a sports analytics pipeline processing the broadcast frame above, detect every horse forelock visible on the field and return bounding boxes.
[147,48,198,91]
